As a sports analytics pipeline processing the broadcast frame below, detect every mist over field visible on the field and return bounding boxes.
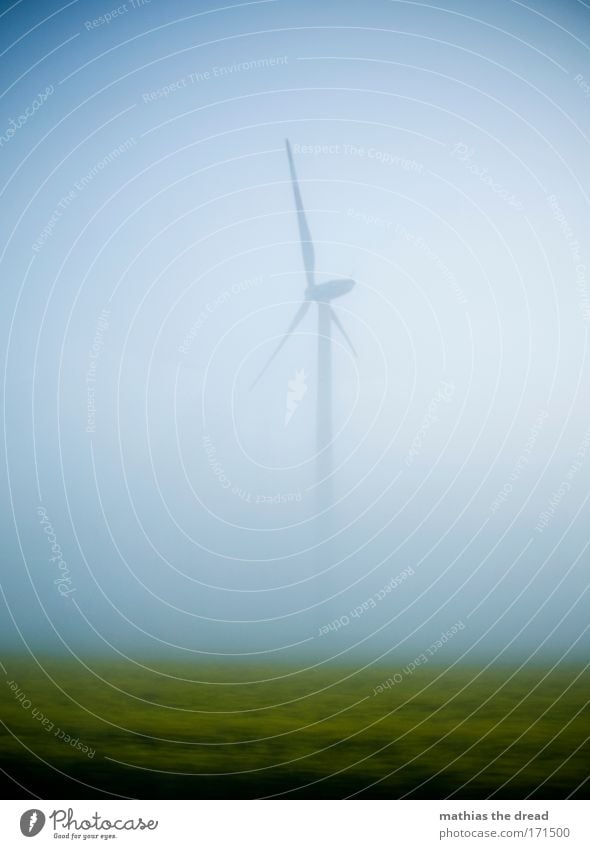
[0,0,589,800]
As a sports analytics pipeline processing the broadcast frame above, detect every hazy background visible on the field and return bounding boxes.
[1,0,589,666]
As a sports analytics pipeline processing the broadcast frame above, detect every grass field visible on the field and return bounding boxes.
[1,657,588,799]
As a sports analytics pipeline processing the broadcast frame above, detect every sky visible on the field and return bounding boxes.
[1,0,589,664]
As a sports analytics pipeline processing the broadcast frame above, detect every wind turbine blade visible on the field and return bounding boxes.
[285,139,315,289]
[330,307,357,357]
[250,301,310,389]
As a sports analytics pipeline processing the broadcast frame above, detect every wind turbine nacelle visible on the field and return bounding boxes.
[309,278,356,301]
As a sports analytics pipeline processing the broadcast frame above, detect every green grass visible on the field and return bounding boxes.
[1,657,588,798]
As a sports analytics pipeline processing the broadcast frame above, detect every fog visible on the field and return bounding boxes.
[1,0,589,665]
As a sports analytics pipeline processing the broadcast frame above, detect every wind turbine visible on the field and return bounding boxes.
[251,139,357,511]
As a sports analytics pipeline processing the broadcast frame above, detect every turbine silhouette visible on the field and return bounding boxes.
[251,139,357,509]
